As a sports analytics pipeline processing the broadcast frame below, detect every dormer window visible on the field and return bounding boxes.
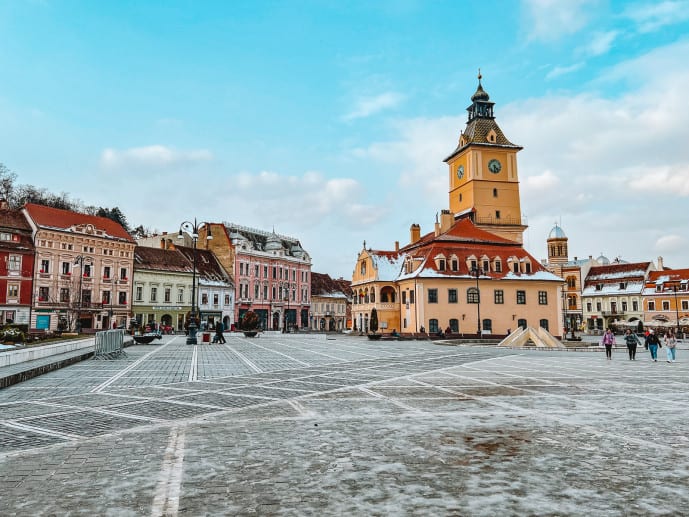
[596,284,603,291]
[656,284,663,292]
[524,262,531,274]
[619,282,627,290]
[438,259,446,271]
[494,260,502,273]
[487,129,497,143]
[451,258,458,272]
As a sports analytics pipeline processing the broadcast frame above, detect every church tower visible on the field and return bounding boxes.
[547,223,569,265]
[444,72,527,243]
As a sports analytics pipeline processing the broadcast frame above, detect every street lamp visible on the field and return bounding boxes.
[179,219,212,345]
[470,265,482,338]
[107,278,119,330]
[673,285,680,337]
[283,292,290,333]
[74,255,90,333]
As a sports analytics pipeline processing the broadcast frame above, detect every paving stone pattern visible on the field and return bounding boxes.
[1,333,689,515]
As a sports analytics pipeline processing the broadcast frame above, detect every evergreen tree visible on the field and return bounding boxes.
[370,307,379,334]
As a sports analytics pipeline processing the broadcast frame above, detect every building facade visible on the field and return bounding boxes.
[582,261,654,332]
[22,204,135,331]
[310,272,351,332]
[352,76,564,337]
[642,265,689,332]
[0,202,34,326]
[201,223,311,331]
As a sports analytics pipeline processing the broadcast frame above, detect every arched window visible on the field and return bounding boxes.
[360,260,366,276]
[566,276,576,289]
[449,318,459,333]
[518,318,527,329]
[467,287,479,304]
[370,288,375,303]
[429,319,439,333]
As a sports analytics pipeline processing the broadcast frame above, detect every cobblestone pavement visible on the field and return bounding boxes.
[1,334,688,516]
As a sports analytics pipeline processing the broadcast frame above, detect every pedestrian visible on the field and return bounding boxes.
[645,329,661,362]
[215,322,226,344]
[602,328,616,360]
[664,329,677,363]
[624,329,641,360]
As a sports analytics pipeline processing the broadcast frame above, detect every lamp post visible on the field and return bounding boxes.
[283,292,290,333]
[179,219,211,345]
[107,278,119,329]
[673,285,680,337]
[470,266,482,338]
[562,284,568,339]
[74,255,90,334]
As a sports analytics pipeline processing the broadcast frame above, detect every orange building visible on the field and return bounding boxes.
[642,268,689,332]
[352,75,563,337]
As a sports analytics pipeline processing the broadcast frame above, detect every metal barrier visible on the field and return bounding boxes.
[94,329,127,359]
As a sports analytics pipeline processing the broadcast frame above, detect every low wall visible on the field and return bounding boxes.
[0,338,95,368]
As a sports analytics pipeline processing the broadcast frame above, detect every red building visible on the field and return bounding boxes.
[0,201,35,325]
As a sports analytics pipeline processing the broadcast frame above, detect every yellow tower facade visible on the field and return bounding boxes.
[444,74,527,243]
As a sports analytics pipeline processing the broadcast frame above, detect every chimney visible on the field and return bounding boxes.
[162,231,167,236]
[160,238,166,249]
[394,241,399,252]
[657,256,664,270]
[574,256,578,261]
[440,209,453,234]
[410,224,420,244]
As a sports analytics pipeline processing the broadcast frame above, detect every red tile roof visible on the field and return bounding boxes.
[647,268,689,284]
[312,272,352,297]
[176,246,233,284]
[134,246,193,273]
[585,262,651,287]
[23,203,134,242]
[0,208,34,253]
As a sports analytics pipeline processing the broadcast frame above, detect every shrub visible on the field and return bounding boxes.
[241,311,259,331]
[1,327,26,343]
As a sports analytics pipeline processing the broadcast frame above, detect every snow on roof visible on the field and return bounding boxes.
[582,281,645,296]
[370,252,404,281]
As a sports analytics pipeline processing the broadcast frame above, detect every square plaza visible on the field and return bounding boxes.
[0,334,688,516]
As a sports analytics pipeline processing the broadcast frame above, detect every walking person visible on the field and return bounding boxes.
[645,329,661,362]
[215,322,226,344]
[602,328,616,360]
[665,329,677,363]
[624,329,641,360]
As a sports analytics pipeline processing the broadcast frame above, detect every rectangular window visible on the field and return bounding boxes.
[214,293,219,305]
[178,288,184,303]
[621,301,628,311]
[83,264,91,277]
[82,289,91,304]
[8,255,21,271]
[495,261,502,273]
[451,259,458,271]
[62,262,71,275]
[438,259,445,271]
[264,266,268,278]
[494,289,504,304]
[202,293,208,304]
[596,301,602,311]
[136,286,143,301]
[513,263,519,273]
[517,290,526,304]
[525,263,531,274]
[164,288,171,303]
[120,268,127,280]
[150,287,157,302]
[225,294,230,304]
[648,301,655,311]
[7,285,19,298]
[60,288,70,303]
[662,301,670,311]
[40,259,50,273]
[409,290,415,304]
[538,291,548,305]
[263,286,268,299]
[118,291,127,305]
[448,289,457,303]
[632,300,639,311]
[103,266,111,279]
[102,291,111,305]
[272,266,277,279]
[682,300,689,311]
[38,286,49,301]
[587,302,592,312]
[402,291,407,304]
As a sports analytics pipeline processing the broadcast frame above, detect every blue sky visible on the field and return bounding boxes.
[2,0,689,278]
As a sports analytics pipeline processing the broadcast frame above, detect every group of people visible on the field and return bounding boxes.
[602,328,678,362]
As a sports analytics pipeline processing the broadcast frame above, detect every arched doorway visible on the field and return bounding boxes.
[272,311,280,331]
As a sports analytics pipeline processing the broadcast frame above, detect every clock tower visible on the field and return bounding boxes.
[444,72,527,243]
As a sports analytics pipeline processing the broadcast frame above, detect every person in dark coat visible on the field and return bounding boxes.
[623,329,640,360]
[645,329,661,362]
[214,322,226,344]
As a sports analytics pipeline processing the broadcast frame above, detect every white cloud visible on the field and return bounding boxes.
[623,1,689,33]
[100,145,212,169]
[579,30,620,57]
[525,170,560,190]
[628,165,689,196]
[546,62,585,80]
[521,0,598,41]
[655,235,687,253]
[343,92,405,120]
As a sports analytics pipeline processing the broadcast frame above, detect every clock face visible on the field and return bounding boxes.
[456,165,464,179]
[488,159,502,174]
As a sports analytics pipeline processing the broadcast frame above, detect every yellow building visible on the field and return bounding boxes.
[352,74,564,338]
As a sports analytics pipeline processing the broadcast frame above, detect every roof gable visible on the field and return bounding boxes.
[24,203,134,242]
